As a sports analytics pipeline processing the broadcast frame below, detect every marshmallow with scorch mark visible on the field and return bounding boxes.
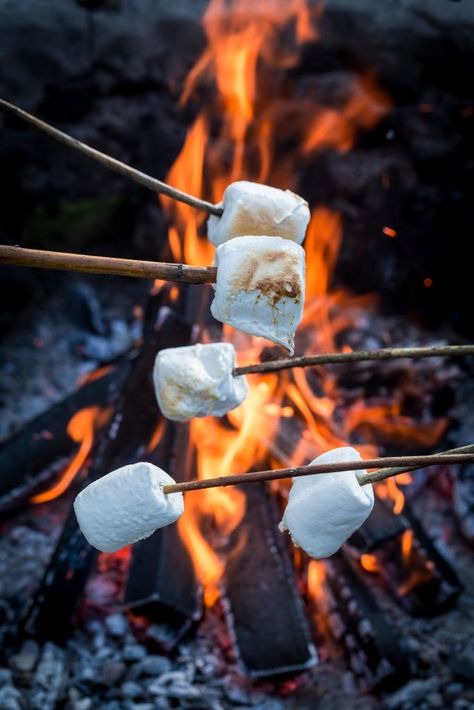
[153,342,248,421]
[73,462,183,552]
[207,181,310,247]
[210,236,305,354]
[279,447,374,559]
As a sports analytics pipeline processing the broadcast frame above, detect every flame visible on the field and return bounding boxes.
[307,559,326,603]
[157,0,445,604]
[397,529,435,596]
[31,406,110,504]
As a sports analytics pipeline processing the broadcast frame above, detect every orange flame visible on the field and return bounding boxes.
[31,406,110,504]
[157,0,444,601]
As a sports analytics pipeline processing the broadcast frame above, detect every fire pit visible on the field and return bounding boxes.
[1,1,474,708]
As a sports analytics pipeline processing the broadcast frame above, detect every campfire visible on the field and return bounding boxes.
[1,0,473,708]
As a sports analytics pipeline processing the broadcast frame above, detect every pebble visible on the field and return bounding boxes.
[8,639,40,672]
[385,679,440,709]
[0,685,22,710]
[101,660,126,686]
[105,613,129,638]
[121,681,143,699]
[123,644,147,663]
[136,656,172,677]
[0,668,13,686]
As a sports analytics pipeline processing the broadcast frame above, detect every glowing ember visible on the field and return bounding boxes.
[382,226,397,238]
[31,406,111,504]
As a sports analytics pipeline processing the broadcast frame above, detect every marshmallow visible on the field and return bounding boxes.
[153,342,248,421]
[73,462,184,552]
[210,236,305,354]
[208,181,310,247]
[279,447,374,559]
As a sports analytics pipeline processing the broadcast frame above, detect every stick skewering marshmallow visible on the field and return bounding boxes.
[279,447,374,558]
[207,181,310,246]
[153,342,248,421]
[211,236,305,355]
[74,462,184,552]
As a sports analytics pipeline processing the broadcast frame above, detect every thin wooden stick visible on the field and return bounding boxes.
[162,447,474,494]
[0,245,217,284]
[233,344,474,376]
[0,98,222,217]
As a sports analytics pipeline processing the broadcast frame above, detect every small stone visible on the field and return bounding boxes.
[0,685,22,710]
[129,705,155,710]
[121,681,142,699]
[426,693,443,708]
[101,660,126,686]
[123,645,147,663]
[385,679,439,709]
[105,613,128,638]
[0,668,13,686]
[73,700,92,710]
[8,639,40,672]
[137,656,172,677]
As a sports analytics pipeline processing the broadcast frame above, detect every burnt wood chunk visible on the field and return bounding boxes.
[0,362,130,516]
[125,426,202,650]
[323,552,411,691]
[224,481,316,677]
[349,498,408,552]
[24,287,199,642]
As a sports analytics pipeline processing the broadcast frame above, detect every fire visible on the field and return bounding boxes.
[397,529,435,596]
[360,553,379,573]
[157,0,445,603]
[31,406,110,504]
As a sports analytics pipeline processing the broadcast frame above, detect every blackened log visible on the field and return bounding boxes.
[0,360,131,516]
[323,552,411,691]
[125,425,202,651]
[349,498,408,552]
[24,287,198,642]
[223,481,316,677]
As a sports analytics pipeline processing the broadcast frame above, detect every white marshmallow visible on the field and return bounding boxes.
[73,462,183,552]
[208,181,310,247]
[210,236,305,354]
[153,342,248,422]
[280,447,374,559]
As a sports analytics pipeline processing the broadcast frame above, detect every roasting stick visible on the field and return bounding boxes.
[233,344,474,375]
[162,446,474,494]
[0,245,217,284]
[0,98,222,217]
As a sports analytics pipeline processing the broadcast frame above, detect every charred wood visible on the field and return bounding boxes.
[23,286,198,642]
[0,360,131,516]
[223,481,316,677]
[323,551,412,692]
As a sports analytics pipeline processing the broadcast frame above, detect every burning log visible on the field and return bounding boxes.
[223,479,316,676]
[0,361,131,516]
[22,288,199,642]
[125,427,203,650]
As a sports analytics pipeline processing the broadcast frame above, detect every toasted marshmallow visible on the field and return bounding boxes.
[74,462,183,552]
[208,181,310,247]
[279,447,374,559]
[210,236,305,354]
[153,342,248,422]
